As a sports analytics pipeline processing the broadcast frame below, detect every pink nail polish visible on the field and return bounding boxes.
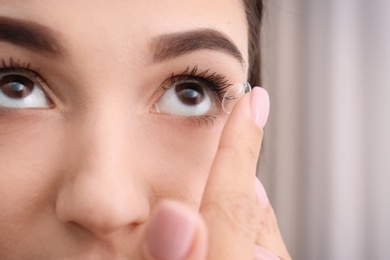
[146,201,195,260]
[255,177,269,209]
[250,87,270,129]
[254,245,280,260]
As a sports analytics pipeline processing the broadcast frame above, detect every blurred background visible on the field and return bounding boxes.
[257,0,390,259]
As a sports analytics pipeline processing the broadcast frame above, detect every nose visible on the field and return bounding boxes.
[55,110,150,238]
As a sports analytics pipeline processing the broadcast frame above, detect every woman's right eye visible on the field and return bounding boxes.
[0,73,50,109]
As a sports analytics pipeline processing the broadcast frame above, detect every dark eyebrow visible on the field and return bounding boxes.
[0,16,65,57]
[151,29,245,67]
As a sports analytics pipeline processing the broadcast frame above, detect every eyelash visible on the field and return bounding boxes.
[161,66,232,127]
[0,57,48,85]
[164,65,231,100]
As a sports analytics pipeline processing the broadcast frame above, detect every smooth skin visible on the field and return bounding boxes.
[0,0,290,259]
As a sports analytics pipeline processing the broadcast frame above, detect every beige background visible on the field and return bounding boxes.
[258,0,390,259]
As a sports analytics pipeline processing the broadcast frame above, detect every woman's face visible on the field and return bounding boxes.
[0,0,249,258]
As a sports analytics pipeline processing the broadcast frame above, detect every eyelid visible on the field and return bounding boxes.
[0,58,48,84]
[161,66,231,102]
[163,78,220,104]
[0,68,45,85]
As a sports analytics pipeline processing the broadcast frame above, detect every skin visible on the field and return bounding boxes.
[0,0,290,259]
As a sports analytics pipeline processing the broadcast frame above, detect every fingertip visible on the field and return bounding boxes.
[250,87,270,129]
[144,200,196,260]
[186,213,209,260]
[254,245,280,260]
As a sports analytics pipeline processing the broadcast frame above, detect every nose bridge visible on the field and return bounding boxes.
[56,106,149,238]
[73,103,132,179]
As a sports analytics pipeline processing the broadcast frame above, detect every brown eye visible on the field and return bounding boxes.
[0,73,49,108]
[155,80,212,116]
[0,74,34,99]
[175,82,205,106]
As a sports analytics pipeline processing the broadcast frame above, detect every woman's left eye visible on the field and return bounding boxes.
[155,80,215,116]
[0,73,49,109]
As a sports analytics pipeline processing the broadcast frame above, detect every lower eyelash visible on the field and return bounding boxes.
[187,115,217,128]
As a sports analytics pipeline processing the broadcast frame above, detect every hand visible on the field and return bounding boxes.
[136,87,291,260]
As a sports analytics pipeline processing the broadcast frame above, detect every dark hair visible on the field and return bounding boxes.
[243,0,263,87]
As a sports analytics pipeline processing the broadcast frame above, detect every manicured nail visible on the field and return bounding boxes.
[250,87,270,129]
[254,245,280,260]
[145,200,195,260]
[255,177,269,209]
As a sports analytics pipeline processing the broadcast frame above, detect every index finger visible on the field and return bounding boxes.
[200,87,270,259]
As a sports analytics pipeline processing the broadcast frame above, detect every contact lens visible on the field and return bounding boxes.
[222,82,252,114]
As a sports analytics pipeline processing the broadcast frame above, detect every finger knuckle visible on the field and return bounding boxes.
[202,193,259,237]
[256,208,280,242]
[243,138,261,162]
[217,140,260,172]
[257,215,273,238]
[218,124,263,163]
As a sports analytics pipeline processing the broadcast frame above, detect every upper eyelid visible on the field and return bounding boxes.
[0,63,49,86]
[166,74,227,97]
[164,66,231,88]
[159,72,231,105]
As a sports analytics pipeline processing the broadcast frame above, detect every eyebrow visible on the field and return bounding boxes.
[151,29,245,67]
[0,16,65,57]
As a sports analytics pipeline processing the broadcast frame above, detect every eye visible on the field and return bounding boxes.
[0,73,49,108]
[155,80,214,116]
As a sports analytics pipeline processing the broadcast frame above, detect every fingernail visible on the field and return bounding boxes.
[250,87,270,129]
[254,245,280,260]
[255,177,269,209]
[145,201,195,260]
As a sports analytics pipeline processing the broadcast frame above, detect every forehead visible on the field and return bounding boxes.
[0,0,247,46]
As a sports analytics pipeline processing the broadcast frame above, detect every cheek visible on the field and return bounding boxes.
[138,117,225,208]
[0,112,63,245]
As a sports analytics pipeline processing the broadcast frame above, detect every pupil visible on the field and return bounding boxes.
[175,83,205,105]
[0,75,34,99]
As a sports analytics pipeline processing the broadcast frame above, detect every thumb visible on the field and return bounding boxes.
[140,200,208,260]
